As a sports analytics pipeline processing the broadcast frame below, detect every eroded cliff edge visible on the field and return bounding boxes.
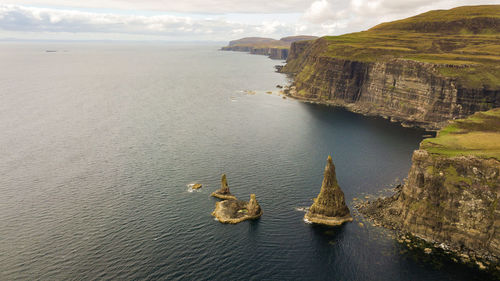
[281,5,500,130]
[359,108,500,269]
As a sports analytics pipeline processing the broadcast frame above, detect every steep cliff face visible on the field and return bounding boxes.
[359,108,500,267]
[283,39,500,130]
[362,150,500,264]
[282,6,500,130]
[220,45,288,59]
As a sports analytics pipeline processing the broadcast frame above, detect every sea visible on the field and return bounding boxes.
[0,42,493,280]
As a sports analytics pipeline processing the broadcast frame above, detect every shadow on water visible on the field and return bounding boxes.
[300,102,432,137]
[310,223,347,246]
[247,218,261,233]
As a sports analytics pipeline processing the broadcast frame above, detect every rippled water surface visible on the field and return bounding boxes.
[0,43,492,280]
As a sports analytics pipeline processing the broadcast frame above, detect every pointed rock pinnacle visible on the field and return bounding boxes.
[211,174,237,200]
[304,155,353,226]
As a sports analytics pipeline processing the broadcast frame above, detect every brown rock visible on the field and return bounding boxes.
[211,174,237,200]
[211,194,263,224]
[358,149,500,265]
[304,155,353,226]
[247,194,262,216]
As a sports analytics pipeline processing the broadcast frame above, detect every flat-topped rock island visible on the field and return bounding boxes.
[212,194,263,224]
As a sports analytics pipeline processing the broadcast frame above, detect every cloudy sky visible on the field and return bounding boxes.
[1,0,498,41]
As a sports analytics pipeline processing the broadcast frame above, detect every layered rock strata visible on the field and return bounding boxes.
[281,6,500,130]
[211,174,237,200]
[221,45,289,59]
[282,40,500,130]
[212,194,263,224]
[304,156,353,226]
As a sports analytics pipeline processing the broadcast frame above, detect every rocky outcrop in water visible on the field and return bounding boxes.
[211,174,237,200]
[247,194,262,216]
[304,156,353,226]
[212,194,263,224]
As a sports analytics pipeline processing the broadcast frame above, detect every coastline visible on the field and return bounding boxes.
[280,87,437,131]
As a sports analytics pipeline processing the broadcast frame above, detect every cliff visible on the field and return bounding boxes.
[282,5,500,130]
[221,36,317,60]
[359,108,500,269]
[304,156,353,226]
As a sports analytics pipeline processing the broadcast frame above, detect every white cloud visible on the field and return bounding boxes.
[1,0,499,41]
[5,0,316,14]
[0,5,262,40]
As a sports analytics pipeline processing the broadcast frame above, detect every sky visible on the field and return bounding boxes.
[0,0,499,41]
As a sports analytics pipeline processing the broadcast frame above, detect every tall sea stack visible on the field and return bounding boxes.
[211,174,237,200]
[304,156,353,226]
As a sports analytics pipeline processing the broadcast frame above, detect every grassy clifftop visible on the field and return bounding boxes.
[315,5,500,89]
[371,5,500,33]
[421,108,500,160]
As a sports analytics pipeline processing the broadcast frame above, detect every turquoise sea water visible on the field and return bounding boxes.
[0,43,492,280]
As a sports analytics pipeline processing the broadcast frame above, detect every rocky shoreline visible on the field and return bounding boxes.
[356,149,500,273]
[280,85,434,129]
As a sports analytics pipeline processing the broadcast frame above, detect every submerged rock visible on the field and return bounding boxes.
[304,156,353,226]
[211,174,237,200]
[192,184,202,190]
[212,194,263,224]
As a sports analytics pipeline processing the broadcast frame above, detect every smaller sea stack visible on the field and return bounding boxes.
[246,194,262,216]
[304,156,353,226]
[211,174,237,200]
[212,194,263,224]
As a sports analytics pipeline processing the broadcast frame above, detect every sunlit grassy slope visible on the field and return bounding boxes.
[319,5,500,90]
[421,108,500,160]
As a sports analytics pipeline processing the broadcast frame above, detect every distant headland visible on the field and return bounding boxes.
[220,35,317,60]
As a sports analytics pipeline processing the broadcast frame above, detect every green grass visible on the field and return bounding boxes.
[315,6,500,89]
[371,5,500,34]
[421,108,500,160]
